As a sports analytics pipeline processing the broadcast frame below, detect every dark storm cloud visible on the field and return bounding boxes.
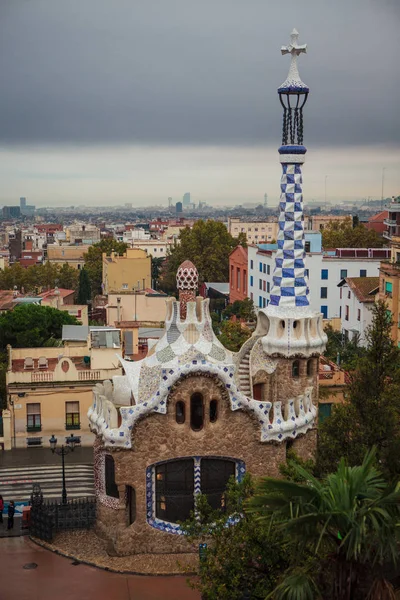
[0,0,399,147]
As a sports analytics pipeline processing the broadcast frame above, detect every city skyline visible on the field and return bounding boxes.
[0,0,399,206]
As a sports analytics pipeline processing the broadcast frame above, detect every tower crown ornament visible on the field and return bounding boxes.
[278,29,309,148]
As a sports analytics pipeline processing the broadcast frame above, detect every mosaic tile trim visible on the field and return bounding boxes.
[94,448,120,510]
[146,456,246,535]
[270,162,310,308]
[249,339,278,378]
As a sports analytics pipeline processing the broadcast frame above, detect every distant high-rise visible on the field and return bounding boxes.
[168,197,172,208]
[264,193,268,208]
[176,202,183,214]
[182,192,191,206]
[20,197,26,209]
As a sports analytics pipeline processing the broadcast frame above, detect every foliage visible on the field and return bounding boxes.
[217,320,252,352]
[0,262,79,294]
[83,239,128,296]
[160,220,242,292]
[323,324,366,370]
[318,301,400,477]
[76,268,92,305]
[322,218,385,249]
[279,449,316,482]
[151,256,164,289]
[248,448,400,600]
[222,298,256,322]
[182,474,290,600]
[0,304,78,349]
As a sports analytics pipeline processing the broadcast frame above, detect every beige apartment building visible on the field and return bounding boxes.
[228,217,279,244]
[102,248,151,294]
[47,244,90,270]
[106,291,168,326]
[6,326,123,449]
[66,223,100,245]
[307,215,351,232]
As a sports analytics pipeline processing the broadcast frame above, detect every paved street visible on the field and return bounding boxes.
[0,537,201,600]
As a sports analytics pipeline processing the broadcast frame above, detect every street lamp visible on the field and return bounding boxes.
[49,434,78,504]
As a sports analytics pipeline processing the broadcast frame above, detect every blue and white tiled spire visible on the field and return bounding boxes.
[269,29,310,309]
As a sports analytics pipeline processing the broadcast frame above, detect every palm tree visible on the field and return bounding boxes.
[247,449,400,600]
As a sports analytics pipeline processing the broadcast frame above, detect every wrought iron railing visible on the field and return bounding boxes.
[30,497,96,542]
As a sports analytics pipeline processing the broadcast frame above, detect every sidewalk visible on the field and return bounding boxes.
[0,537,201,600]
[0,447,94,467]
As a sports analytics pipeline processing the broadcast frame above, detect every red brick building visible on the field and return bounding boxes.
[365,210,387,235]
[229,245,248,303]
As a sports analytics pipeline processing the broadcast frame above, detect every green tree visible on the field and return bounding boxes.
[217,320,252,352]
[222,298,256,322]
[322,218,385,249]
[151,256,164,289]
[318,301,400,477]
[161,220,241,292]
[248,449,400,600]
[84,239,128,296]
[182,475,289,600]
[76,268,92,305]
[0,304,78,349]
[323,324,366,370]
[57,263,79,290]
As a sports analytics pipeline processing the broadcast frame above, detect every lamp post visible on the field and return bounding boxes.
[49,434,77,504]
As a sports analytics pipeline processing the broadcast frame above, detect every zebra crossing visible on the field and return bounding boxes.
[0,464,95,504]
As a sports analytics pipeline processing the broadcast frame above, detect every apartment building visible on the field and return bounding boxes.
[106,290,168,325]
[338,277,379,345]
[228,217,279,244]
[229,245,248,302]
[6,326,123,448]
[102,248,151,294]
[47,244,90,270]
[248,240,388,318]
[66,223,100,245]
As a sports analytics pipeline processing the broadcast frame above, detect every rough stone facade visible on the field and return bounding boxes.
[95,374,288,556]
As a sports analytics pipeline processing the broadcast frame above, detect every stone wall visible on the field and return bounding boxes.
[96,374,288,556]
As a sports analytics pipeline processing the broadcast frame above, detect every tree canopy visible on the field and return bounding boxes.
[160,220,242,292]
[318,301,400,477]
[222,298,256,322]
[217,320,252,352]
[0,304,78,349]
[0,262,79,294]
[83,239,128,296]
[322,218,385,249]
[76,268,92,305]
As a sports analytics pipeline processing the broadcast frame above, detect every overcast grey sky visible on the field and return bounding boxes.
[0,0,399,206]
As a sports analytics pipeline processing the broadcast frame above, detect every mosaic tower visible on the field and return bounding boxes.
[270,29,310,308]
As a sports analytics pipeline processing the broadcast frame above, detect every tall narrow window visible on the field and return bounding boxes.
[306,359,313,376]
[65,401,80,429]
[27,403,41,432]
[190,393,204,431]
[209,400,218,423]
[292,360,300,378]
[155,459,194,522]
[201,459,235,511]
[126,486,136,524]
[175,401,185,424]
[105,454,119,498]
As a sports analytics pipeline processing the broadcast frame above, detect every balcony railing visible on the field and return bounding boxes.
[27,424,42,432]
[65,423,81,430]
[384,219,397,226]
[78,370,101,381]
[32,371,54,383]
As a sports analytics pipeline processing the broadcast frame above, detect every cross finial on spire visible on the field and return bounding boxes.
[278,28,309,93]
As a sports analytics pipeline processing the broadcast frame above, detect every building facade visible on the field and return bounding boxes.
[248,245,388,318]
[229,245,248,303]
[102,248,151,294]
[228,217,279,244]
[6,326,122,448]
[47,244,90,270]
[338,277,379,345]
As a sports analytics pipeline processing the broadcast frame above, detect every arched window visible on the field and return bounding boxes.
[190,393,204,431]
[307,359,313,377]
[292,360,300,378]
[176,401,185,424]
[105,454,119,498]
[209,400,218,423]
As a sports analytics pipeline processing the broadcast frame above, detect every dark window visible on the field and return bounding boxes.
[307,359,313,376]
[126,486,136,524]
[190,393,204,431]
[105,455,119,498]
[360,269,367,277]
[340,269,348,279]
[155,459,194,523]
[176,401,185,424]
[321,269,328,280]
[252,383,263,400]
[305,241,311,252]
[209,400,218,423]
[320,287,328,299]
[200,458,235,511]
[292,360,300,377]
[319,403,332,423]
[321,305,328,318]
[27,403,41,432]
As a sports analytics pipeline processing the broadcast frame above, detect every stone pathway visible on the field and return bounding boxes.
[0,537,201,600]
